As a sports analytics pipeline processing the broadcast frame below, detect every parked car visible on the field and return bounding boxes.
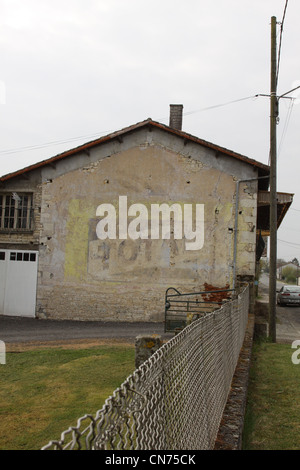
[277,285,300,306]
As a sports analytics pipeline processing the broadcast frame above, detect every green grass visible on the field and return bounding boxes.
[0,345,135,450]
[3,339,300,451]
[243,341,300,450]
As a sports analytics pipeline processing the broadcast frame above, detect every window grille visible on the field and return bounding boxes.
[0,193,34,230]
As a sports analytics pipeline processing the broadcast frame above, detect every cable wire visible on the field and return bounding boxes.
[0,95,259,157]
[276,0,289,89]
[0,129,116,156]
[278,97,295,157]
[182,96,257,117]
[278,238,300,248]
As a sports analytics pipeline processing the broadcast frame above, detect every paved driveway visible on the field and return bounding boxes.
[276,305,300,343]
[2,273,300,347]
[259,273,300,343]
[0,315,173,345]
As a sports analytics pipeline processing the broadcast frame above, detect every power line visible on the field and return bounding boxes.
[182,96,257,117]
[276,0,289,88]
[0,129,116,156]
[155,95,259,122]
[278,97,295,157]
[278,238,300,248]
[0,95,259,157]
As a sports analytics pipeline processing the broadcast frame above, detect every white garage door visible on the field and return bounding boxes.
[0,249,38,317]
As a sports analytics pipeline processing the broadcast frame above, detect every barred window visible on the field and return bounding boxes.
[0,193,34,230]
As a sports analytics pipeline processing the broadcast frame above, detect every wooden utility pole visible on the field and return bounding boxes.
[269,16,278,343]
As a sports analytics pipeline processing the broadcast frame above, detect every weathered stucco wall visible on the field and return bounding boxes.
[35,129,258,321]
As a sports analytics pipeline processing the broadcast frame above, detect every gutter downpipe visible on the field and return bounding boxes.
[233,176,269,290]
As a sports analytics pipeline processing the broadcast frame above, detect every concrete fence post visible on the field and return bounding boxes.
[135,335,163,369]
[0,341,6,365]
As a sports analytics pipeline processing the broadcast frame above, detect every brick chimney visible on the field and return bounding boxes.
[169,104,183,130]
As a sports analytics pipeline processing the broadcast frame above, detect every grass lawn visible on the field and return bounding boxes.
[243,341,300,450]
[3,339,300,451]
[0,343,135,450]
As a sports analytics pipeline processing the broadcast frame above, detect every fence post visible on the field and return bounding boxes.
[135,335,162,369]
[0,341,6,365]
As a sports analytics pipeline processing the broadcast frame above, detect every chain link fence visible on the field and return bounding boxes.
[42,284,249,451]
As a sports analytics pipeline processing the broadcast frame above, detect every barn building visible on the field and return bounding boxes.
[0,105,293,321]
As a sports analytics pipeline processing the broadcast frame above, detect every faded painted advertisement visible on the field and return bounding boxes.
[36,135,257,321]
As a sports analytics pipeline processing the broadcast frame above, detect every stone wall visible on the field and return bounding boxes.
[1,126,259,322]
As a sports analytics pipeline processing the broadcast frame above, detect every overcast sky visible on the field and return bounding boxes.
[1,0,299,261]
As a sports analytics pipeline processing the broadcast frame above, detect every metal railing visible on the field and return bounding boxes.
[42,284,249,451]
[164,287,235,332]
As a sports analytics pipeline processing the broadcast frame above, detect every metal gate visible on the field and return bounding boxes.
[0,249,38,317]
[164,287,234,332]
